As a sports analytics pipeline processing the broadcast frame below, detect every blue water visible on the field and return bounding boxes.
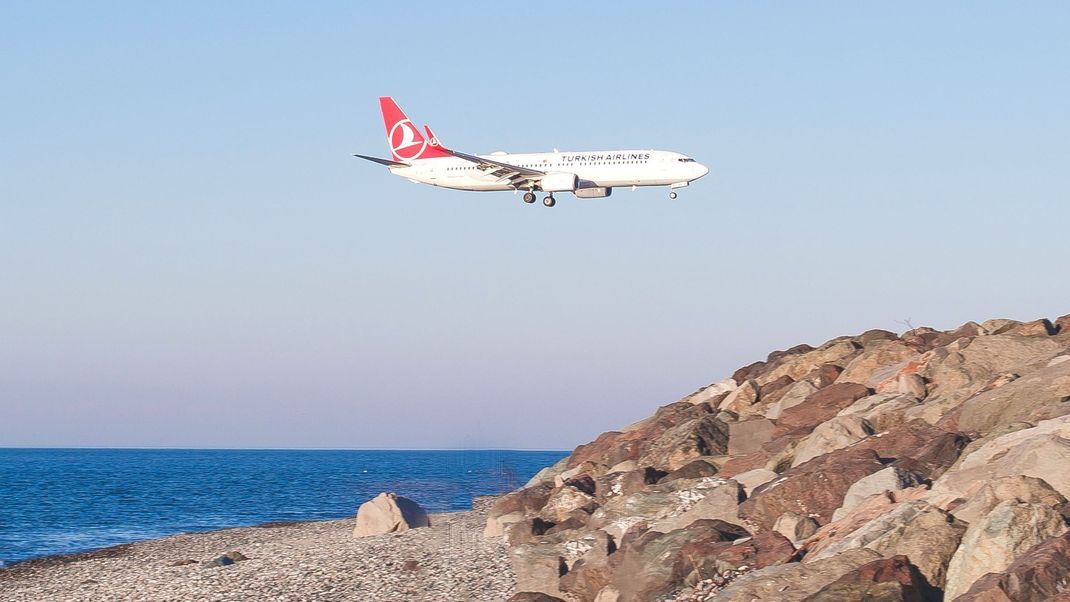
[0,448,566,566]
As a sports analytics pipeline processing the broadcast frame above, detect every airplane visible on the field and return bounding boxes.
[354,97,709,207]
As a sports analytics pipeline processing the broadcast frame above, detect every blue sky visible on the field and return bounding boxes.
[1,2,1068,448]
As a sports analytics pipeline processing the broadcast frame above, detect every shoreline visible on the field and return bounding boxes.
[0,496,514,602]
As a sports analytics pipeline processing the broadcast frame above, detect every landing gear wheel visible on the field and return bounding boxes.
[543,195,556,207]
[669,191,678,200]
[523,192,536,204]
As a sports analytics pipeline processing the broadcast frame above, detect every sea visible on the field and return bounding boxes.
[0,448,568,567]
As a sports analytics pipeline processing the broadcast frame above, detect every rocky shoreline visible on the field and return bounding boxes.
[489,314,1070,601]
[0,497,514,602]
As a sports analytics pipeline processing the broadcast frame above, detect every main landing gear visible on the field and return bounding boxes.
[520,190,555,207]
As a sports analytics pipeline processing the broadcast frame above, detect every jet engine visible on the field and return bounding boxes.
[575,186,611,198]
[539,173,578,192]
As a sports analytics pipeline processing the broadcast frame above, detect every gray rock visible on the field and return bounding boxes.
[944,500,1069,600]
[831,466,926,521]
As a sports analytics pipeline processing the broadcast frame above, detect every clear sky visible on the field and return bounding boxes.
[2,2,1068,449]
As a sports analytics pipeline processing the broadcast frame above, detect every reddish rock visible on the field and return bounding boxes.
[566,430,645,471]
[568,402,711,469]
[854,420,969,480]
[673,530,795,586]
[774,383,872,435]
[492,482,556,519]
[759,375,795,399]
[728,418,776,456]
[802,555,940,601]
[733,360,767,385]
[739,447,886,530]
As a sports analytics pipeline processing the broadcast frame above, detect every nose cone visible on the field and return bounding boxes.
[693,162,710,179]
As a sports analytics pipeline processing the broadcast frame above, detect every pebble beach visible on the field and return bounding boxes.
[0,497,512,602]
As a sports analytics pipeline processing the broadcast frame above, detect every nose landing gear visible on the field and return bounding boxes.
[668,191,678,200]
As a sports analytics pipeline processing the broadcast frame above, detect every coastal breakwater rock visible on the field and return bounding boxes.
[354,491,430,537]
[492,313,1070,601]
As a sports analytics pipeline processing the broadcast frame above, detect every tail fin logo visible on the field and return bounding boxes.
[389,119,427,161]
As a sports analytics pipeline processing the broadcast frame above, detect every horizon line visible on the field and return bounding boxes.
[0,445,572,452]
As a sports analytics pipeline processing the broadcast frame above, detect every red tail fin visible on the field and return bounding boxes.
[378,97,450,161]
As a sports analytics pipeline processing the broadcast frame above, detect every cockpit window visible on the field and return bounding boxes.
[678,158,695,162]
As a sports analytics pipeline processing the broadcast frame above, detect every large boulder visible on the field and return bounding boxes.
[353,492,429,537]
[943,500,1069,600]
[680,378,737,405]
[715,548,884,602]
[954,532,1070,602]
[838,341,921,388]
[738,447,886,530]
[636,413,729,472]
[957,358,1070,433]
[933,416,1070,499]
[832,466,926,521]
[951,475,1067,525]
[852,420,968,480]
[568,402,714,470]
[790,415,874,467]
[801,555,941,602]
[538,485,597,523]
[921,335,1065,410]
[804,500,966,589]
[718,379,760,415]
[764,379,819,420]
[607,519,750,602]
[511,530,613,599]
[733,468,778,496]
[774,382,872,434]
[837,392,923,432]
[648,479,744,533]
[587,477,740,540]
[672,530,795,588]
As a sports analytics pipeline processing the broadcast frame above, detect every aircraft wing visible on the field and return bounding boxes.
[444,149,545,189]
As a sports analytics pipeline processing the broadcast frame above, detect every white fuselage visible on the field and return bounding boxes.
[388,149,709,192]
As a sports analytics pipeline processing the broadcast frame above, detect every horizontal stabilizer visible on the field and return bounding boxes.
[353,153,409,167]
